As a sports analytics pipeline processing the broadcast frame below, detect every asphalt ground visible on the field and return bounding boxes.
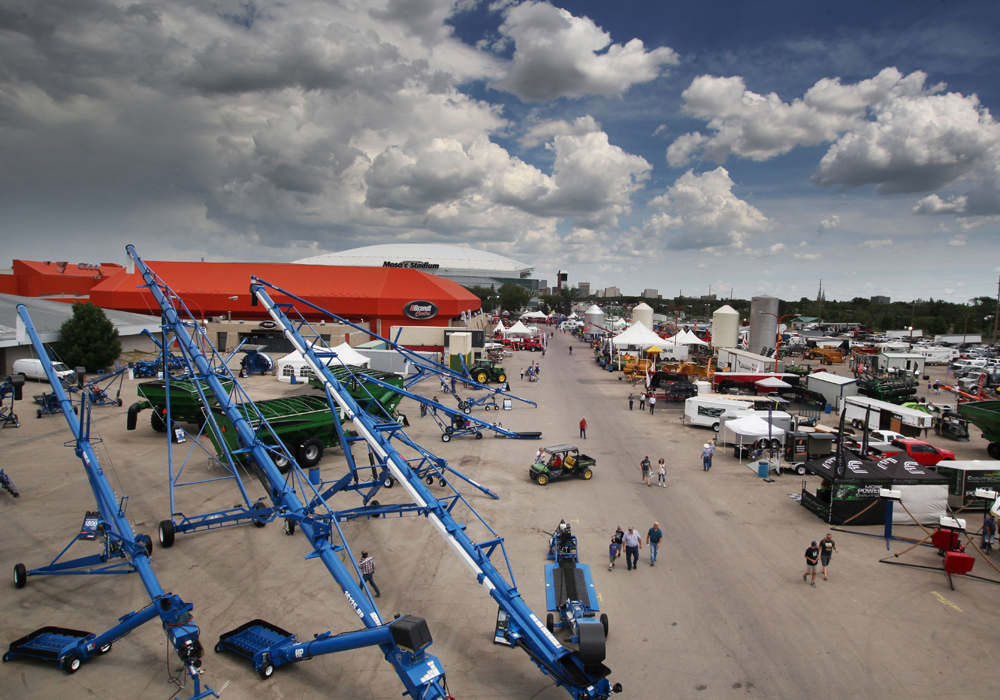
[1,336,997,700]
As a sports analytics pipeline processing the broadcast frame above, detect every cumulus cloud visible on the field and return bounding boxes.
[914,194,968,214]
[520,115,602,148]
[744,243,786,259]
[794,251,823,260]
[668,67,1000,208]
[858,238,893,248]
[948,235,967,246]
[492,1,678,101]
[818,215,841,232]
[644,167,773,250]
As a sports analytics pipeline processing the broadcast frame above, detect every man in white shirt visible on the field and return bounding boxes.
[622,526,642,571]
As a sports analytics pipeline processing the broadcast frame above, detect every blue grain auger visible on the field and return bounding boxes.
[126,246,451,698]
[249,275,621,699]
[5,305,216,700]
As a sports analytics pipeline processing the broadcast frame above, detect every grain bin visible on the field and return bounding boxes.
[711,305,740,349]
[632,302,653,330]
[749,295,779,355]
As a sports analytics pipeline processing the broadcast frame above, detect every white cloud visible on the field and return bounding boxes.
[520,115,602,148]
[948,235,967,246]
[858,238,894,248]
[697,262,708,268]
[645,167,774,250]
[794,252,823,260]
[492,1,678,101]
[744,243,786,259]
[818,215,841,232]
[914,194,968,214]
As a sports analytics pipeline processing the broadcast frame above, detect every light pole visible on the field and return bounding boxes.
[757,311,797,354]
[665,305,689,345]
[195,296,239,324]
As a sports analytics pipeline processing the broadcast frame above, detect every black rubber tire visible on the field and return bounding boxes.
[116,398,123,407]
[214,643,224,654]
[253,499,268,528]
[476,372,488,383]
[384,476,394,488]
[463,407,471,415]
[546,613,554,633]
[988,443,1000,460]
[439,479,447,487]
[796,465,807,475]
[577,622,606,665]
[536,474,548,486]
[445,426,454,434]
[484,405,491,411]
[2,652,11,662]
[601,613,609,638]
[150,411,167,433]
[139,534,153,557]
[441,433,451,442]
[297,436,324,468]
[64,653,81,673]
[496,373,506,383]
[14,562,27,589]
[158,520,175,548]
[475,431,483,440]
[283,519,296,536]
[712,422,720,432]
[582,469,593,480]
[273,450,291,474]
[371,500,381,518]
[36,409,41,419]
[258,661,274,679]
[426,476,434,485]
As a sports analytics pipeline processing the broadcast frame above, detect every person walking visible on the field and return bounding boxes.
[803,541,819,587]
[359,550,381,597]
[623,526,642,571]
[819,533,838,580]
[702,443,715,471]
[579,417,588,439]
[983,512,996,552]
[608,536,619,570]
[612,525,625,561]
[640,456,651,486]
[569,346,573,355]
[649,395,657,415]
[646,522,663,566]
[520,367,525,381]
[638,393,646,411]
[657,458,666,487]
[628,393,634,411]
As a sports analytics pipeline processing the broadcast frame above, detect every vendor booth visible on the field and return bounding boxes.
[276,343,370,383]
[801,450,947,525]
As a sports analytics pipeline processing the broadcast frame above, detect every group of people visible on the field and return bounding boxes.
[803,533,839,586]
[626,392,657,414]
[639,456,666,486]
[609,523,663,570]
[520,362,541,382]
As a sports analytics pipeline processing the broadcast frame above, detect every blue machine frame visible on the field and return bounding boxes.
[249,275,620,699]
[127,246,451,698]
[6,305,216,700]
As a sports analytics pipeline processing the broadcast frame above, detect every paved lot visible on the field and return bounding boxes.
[1,337,997,700]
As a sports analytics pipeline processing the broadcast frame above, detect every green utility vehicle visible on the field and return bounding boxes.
[127,377,235,432]
[469,359,508,385]
[204,395,347,472]
[530,445,595,485]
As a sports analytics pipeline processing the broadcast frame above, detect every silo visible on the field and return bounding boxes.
[711,305,740,349]
[631,302,653,330]
[584,304,605,331]
[749,295,780,355]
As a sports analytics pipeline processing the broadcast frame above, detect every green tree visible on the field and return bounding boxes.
[556,287,582,315]
[497,283,531,315]
[464,285,499,312]
[56,302,122,372]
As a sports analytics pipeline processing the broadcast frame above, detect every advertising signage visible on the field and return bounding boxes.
[383,260,440,270]
[404,301,438,320]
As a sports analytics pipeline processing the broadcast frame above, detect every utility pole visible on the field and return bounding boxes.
[994,274,1000,347]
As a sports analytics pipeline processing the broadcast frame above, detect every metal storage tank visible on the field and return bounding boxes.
[584,304,606,330]
[749,295,780,355]
[631,302,653,330]
[711,305,740,349]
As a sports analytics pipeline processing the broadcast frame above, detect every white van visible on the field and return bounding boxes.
[683,396,754,431]
[12,358,75,382]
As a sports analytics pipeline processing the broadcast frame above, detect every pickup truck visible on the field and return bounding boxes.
[865,438,956,467]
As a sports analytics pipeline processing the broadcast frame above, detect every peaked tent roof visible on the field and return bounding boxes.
[725,415,786,438]
[521,311,547,319]
[494,321,508,335]
[276,343,370,369]
[611,320,665,348]
[505,320,533,336]
[805,449,946,484]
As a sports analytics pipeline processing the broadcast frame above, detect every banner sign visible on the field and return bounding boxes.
[404,301,438,320]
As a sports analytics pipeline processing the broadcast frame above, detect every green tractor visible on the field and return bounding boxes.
[469,359,507,385]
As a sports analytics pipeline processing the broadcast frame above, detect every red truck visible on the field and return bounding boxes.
[867,438,956,467]
[522,337,544,352]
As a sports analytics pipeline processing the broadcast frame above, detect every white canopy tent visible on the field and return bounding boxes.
[505,320,534,337]
[276,343,370,383]
[520,311,548,320]
[494,321,508,336]
[721,415,786,465]
[611,321,664,349]
[673,329,708,345]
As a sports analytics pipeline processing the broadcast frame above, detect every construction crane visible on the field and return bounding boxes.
[6,306,215,700]
[249,275,621,699]
[125,246,451,697]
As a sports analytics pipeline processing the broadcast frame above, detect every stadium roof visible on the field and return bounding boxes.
[296,244,532,276]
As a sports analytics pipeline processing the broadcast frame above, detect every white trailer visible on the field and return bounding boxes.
[914,347,957,365]
[843,396,933,436]
[683,396,754,431]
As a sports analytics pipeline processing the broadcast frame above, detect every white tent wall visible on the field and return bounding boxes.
[893,485,948,525]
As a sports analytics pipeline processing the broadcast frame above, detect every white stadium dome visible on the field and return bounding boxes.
[296,244,534,287]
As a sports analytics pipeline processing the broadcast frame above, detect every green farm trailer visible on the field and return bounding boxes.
[958,400,1000,459]
[128,377,235,432]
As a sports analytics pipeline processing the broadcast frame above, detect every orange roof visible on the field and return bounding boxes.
[88,261,480,323]
[12,260,125,298]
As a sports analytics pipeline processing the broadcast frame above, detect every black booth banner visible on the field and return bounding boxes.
[834,483,884,501]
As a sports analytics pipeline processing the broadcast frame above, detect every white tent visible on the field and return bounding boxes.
[521,311,547,320]
[722,415,786,463]
[505,320,533,337]
[494,322,508,336]
[276,343,370,383]
[673,329,708,345]
[611,321,665,348]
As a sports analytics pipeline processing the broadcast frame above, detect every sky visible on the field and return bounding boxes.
[2,0,1000,303]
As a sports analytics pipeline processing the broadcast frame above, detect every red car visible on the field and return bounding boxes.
[522,338,543,352]
[874,438,956,467]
